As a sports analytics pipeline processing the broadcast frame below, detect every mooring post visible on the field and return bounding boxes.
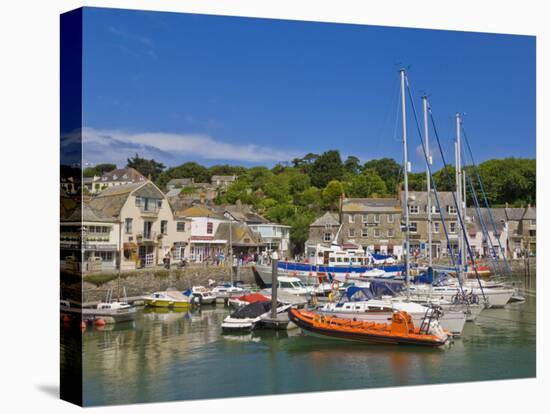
[271,251,279,319]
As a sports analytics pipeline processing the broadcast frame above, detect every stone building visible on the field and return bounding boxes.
[505,205,536,258]
[305,212,341,253]
[397,191,466,258]
[340,198,403,257]
[211,175,238,190]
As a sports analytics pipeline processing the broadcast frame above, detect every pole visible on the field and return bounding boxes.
[229,219,233,284]
[423,96,432,267]
[455,113,464,283]
[118,220,122,300]
[271,251,279,319]
[400,69,410,300]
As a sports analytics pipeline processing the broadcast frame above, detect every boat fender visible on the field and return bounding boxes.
[94,318,106,327]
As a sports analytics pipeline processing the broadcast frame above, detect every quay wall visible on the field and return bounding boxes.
[81,265,255,304]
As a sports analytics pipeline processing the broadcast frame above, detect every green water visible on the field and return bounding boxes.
[74,283,536,406]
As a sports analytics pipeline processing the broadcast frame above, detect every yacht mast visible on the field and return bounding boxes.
[400,69,410,300]
[455,113,464,283]
[423,96,432,268]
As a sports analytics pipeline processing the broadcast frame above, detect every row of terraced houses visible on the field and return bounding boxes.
[61,168,289,273]
[306,193,536,261]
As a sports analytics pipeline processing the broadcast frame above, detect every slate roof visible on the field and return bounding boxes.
[180,204,226,219]
[310,212,340,227]
[101,167,146,183]
[88,182,165,219]
[523,206,536,220]
[214,222,262,247]
[343,197,400,213]
[505,207,526,221]
[465,207,506,233]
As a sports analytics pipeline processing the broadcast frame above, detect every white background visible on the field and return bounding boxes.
[0,0,547,412]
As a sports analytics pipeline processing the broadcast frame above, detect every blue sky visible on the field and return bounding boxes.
[81,7,536,171]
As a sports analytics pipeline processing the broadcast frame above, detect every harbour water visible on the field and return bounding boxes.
[72,278,536,406]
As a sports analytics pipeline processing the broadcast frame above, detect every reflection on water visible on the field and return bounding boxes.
[78,286,536,406]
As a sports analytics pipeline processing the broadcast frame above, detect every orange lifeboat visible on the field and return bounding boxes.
[288,308,449,347]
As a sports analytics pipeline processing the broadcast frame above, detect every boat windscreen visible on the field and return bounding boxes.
[230,301,272,318]
[369,280,403,297]
[345,286,375,301]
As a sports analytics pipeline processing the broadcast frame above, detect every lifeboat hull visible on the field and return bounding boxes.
[289,309,448,347]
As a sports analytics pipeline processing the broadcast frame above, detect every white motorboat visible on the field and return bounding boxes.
[211,283,247,300]
[318,293,465,336]
[221,301,291,332]
[408,284,514,308]
[188,286,217,305]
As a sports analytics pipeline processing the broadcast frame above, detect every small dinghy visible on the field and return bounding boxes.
[289,308,450,347]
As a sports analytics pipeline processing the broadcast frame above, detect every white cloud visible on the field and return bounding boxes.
[80,127,301,166]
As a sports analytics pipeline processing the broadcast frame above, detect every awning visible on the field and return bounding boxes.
[123,242,137,249]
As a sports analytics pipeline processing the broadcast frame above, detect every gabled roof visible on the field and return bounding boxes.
[523,206,536,220]
[214,222,262,247]
[310,211,340,227]
[88,182,165,219]
[101,167,146,183]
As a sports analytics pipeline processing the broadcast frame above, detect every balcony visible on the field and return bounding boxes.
[136,231,159,242]
[140,206,160,218]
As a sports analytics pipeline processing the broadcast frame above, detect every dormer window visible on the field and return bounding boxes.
[123,174,128,179]
[113,175,118,180]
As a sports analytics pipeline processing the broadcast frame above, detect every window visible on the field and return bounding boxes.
[374,214,380,223]
[410,222,418,233]
[448,205,457,215]
[177,222,185,232]
[161,220,168,235]
[362,214,368,223]
[125,218,133,234]
[387,214,394,223]
[388,229,394,237]
[348,228,355,237]
[348,214,355,223]
[433,222,440,233]
[409,205,419,214]
[374,229,380,238]
[449,222,457,233]
[135,197,142,207]
[144,221,152,239]
[324,232,332,242]
[206,222,213,234]
[362,229,368,238]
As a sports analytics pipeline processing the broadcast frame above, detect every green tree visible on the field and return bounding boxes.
[344,155,362,176]
[156,161,210,189]
[363,158,402,195]
[83,163,116,177]
[346,169,387,197]
[310,150,344,188]
[322,180,344,210]
[126,154,165,182]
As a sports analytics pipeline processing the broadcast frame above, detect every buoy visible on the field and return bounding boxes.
[94,318,106,327]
